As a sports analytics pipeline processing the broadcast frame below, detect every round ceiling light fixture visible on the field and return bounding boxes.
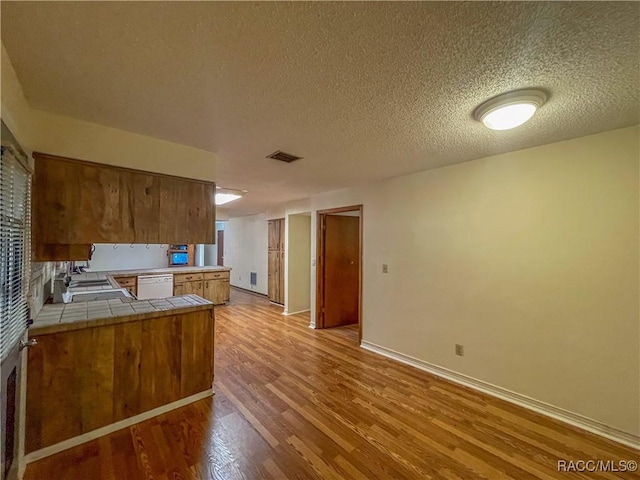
[474,89,547,131]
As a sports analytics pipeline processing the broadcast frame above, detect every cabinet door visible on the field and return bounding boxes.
[278,218,285,253]
[204,279,229,305]
[33,155,133,244]
[174,283,187,296]
[277,251,285,304]
[32,153,216,259]
[268,220,280,251]
[268,250,279,302]
[203,280,215,303]
[159,177,215,244]
[182,280,204,297]
[221,280,230,303]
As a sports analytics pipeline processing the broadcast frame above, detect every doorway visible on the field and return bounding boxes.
[217,230,224,266]
[316,205,363,343]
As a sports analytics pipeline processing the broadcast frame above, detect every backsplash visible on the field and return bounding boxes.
[29,262,57,318]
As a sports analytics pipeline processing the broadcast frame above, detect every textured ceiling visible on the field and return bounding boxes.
[2,2,639,216]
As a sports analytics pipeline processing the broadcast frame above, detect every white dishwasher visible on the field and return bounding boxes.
[137,274,174,300]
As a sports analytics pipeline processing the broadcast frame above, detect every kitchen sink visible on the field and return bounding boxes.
[64,287,133,303]
[70,290,129,302]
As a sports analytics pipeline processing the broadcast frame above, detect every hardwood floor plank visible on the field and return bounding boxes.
[24,289,640,479]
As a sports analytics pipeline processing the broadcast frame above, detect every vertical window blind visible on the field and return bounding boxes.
[0,146,31,362]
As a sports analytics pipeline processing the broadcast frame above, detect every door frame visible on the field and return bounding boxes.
[316,204,363,343]
[217,230,224,266]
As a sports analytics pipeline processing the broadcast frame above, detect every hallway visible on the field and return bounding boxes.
[24,294,638,479]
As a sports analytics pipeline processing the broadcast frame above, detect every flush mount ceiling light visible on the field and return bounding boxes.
[474,89,547,131]
[215,186,247,206]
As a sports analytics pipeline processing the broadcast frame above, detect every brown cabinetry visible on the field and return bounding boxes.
[268,219,285,304]
[173,271,230,305]
[113,276,137,297]
[173,272,204,297]
[25,308,214,453]
[32,153,216,261]
[204,271,230,305]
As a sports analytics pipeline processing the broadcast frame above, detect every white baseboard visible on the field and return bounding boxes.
[283,308,310,316]
[23,389,213,465]
[360,341,639,449]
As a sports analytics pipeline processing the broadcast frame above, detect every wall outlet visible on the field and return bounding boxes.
[382,264,388,273]
[455,344,464,356]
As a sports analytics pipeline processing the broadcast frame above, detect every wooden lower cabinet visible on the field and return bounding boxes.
[204,279,230,305]
[202,271,230,305]
[173,271,230,305]
[25,308,214,453]
[174,280,203,297]
[113,276,137,297]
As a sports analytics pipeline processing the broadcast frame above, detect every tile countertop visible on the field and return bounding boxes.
[32,266,226,335]
[32,294,213,335]
[84,265,231,278]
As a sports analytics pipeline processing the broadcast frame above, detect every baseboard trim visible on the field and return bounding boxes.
[360,341,639,449]
[283,308,310,316]
[23,389,214,464]
[230,285,269,298]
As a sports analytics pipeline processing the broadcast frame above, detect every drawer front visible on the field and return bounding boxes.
[113,276,136,287]
[174,272,204,284]
[204,271,230,280]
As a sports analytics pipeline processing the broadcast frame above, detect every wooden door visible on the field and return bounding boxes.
[268,250,281,303]
[322,215,360,328]
[217,230,224,266]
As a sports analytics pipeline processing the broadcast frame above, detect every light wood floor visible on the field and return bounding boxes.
[24,289,639,479]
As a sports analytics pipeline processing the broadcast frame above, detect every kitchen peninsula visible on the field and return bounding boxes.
[25,266,229,459]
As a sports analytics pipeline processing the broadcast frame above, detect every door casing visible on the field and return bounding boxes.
[316,205,363,343]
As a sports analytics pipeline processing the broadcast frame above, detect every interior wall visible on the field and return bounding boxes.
[203,221,226,266]
[1,44,36,155]
[305,126,639,438]
[224,214,268,294]
[29,262,56,318]
[88,244,169,271]
[1,43,217,181]
[286,214,311,314]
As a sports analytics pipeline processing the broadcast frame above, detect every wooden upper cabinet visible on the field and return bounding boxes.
[32,153,215,260]
[268,218,284,251]
[267,219,285,304]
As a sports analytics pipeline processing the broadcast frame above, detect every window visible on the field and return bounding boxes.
[0,146,31,362]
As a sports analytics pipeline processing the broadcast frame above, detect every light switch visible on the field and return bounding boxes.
[382,264,388,273]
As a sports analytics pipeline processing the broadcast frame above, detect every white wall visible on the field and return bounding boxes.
[88,244,169,271]
[286,214,311,314]
[1,43,217,181]
[203,222,227,266]
[304,125,639,440]
[224,214,268,294]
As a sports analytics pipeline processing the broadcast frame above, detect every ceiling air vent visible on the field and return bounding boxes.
[267,150,303,163]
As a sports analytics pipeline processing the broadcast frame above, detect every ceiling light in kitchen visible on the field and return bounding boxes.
[215,193,242,205]
[474,89,547,130]
[215,186,247,206]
